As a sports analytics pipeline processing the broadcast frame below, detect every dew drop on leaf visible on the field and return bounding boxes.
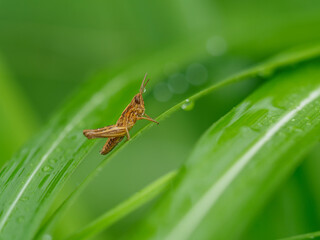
[181,99,195,111]
[18,216,25,223]
[42,166,53,172]
[288,126,303,133]
[69,134,78,141]
[56,147,62,152]
[50,158,57,164]
[42,234,52,240]
[258,68,274,78]
[21,197,29,201]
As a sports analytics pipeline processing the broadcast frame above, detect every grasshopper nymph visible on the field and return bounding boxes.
[83,73,159,155]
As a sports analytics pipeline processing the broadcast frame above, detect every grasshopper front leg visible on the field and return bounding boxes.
[83,125,127,139]
[137,114,159,124]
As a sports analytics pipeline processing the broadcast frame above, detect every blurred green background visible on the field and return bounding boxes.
[1,0,320,239]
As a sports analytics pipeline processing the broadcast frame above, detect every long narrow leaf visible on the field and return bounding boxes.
[132,60,320,239]
[280,231,320,240]
[36,44,320,238]
[0,42,204,240]
[66,171,177,240]
[0,57,38,165]
[2,44,320,240]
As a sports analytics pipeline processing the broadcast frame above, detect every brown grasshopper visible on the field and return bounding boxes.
[83,73,159,155]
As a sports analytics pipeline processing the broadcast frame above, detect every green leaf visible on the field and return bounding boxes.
[37,46,320,237]
[0,56,38,165]
[132,60,320,239]
[280,231,320,240]
[242,157,320,240]
[1,43,320,240]
[66,171,177,240]
[37,45,320,239]
[0,42,206,240]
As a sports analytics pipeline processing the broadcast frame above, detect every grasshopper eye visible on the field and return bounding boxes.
[135,96,140,104]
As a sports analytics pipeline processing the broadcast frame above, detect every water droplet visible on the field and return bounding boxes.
[181,99,195,111]
[42,234,52,240]
[153,82,172,102]
[278,131,287,137]
[186,63,208,86]
[289,126,303,133]
[206,36,228,56]
[42,166,53,172]
[69,134,78,141]
[291,118,296,122]
[21,197,29,201]
[258,68,274,78]
[50,159,57,164]
[249,125,261,133]
[143,87,147,93]
[168,73,189,94]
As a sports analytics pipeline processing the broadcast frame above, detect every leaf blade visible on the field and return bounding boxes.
[0,42,206,240]
[133,60,320,240]
[2,44,320,240]
[38,44,320,238]
[66,171,177,240]
[280,231,320,240]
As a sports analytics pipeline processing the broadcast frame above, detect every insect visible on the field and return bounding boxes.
[83,73,159,155]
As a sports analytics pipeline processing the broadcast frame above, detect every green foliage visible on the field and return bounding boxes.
[33,46,320,240]
[0,43,204,240]
[280,230,320,240]
[1,1,320,240]
[66,171,177,240]
[0,56,38,164]
[1,45,320,240]
[133,60,320,240]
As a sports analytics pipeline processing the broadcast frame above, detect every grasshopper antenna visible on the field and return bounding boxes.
[140,72,150,94]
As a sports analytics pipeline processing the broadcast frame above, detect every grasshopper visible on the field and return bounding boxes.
[83,73,159,155]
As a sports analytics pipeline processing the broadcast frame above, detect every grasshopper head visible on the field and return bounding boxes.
[132,73,149,116]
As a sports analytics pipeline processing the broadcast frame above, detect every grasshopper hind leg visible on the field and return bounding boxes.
[83,125,127,139]
[100,136,124,155]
